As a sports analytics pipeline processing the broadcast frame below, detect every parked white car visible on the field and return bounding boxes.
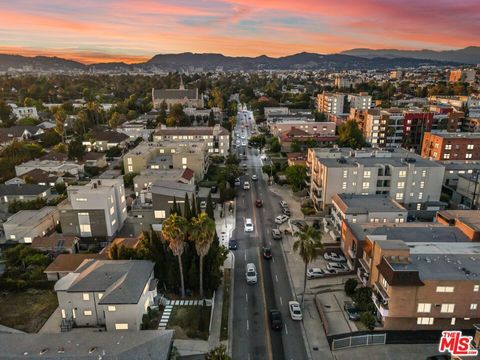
[280,200,288,209]
[306,268,324,279]
[323,252,346,262]
[327,262,349,273]
[289,301,303,320]
[274,214,289,224]
[244,218,254,232]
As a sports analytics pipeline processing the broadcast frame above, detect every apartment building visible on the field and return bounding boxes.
[347,93,372,111]
[306,147,445,213]
[331,194,408,232]
[2,206,59,244]
[153,124,230,156]
[82,131,129,152]
[449,69,476,84]
[59,177,127,239]
[421,131,480,161]
[278,128,337,152]
[123,141,208,180]
[317,92,346,115]
[269,120,335,138]
[55,259,157,331]
[134,168,194,198]
[455,173,480,209]
[334,75,362,89]
[436,210,480,242]
[361,238,480,330]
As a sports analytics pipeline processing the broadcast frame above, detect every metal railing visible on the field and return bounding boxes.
[332,333,386,350]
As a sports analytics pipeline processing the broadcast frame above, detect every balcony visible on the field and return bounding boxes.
[372,292,389,318]
[347,247,357,260]
[357,267,369,287]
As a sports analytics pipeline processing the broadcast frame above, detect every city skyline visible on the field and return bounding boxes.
[0,0,479,64]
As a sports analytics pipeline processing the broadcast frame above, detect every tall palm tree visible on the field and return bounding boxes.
[161,213,188,297]
[190,213,216,298]
[293,225,323,307]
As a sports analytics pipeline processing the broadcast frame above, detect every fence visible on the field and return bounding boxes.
[332,333,386,350]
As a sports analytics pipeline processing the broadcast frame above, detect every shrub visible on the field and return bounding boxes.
[301,206,316,216]
[344,278,358,296]
[353,286,373,312]
[360,311,376,330]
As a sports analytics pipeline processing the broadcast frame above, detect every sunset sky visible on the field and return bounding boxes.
[0,0,479,64]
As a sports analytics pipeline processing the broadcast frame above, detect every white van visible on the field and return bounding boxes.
[245,263,257,284]
[244,218,254,232]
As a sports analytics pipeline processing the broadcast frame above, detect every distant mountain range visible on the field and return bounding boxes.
[341,46,480,64]
[0,48,475,73]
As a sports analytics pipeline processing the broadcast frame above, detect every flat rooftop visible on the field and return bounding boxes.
[4,206,57,225]
[350,222,470,243]
[429,131,480,139]
[333,194,407,214]
[437,210,480,231]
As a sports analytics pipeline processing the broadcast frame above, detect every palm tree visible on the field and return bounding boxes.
[293,225,323,306]
[190,213,216,298]
[161,214,188,297]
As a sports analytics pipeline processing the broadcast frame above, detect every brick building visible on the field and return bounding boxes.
[421,131,480,161]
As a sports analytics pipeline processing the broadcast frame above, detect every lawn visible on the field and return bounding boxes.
[167,305,211,340]
[220,269,231,341]
[0,288,58,333]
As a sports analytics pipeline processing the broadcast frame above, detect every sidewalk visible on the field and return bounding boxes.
[208,277,224,350]
[214,201,236,248]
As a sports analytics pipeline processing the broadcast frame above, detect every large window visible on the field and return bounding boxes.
[84,310,92,316]
[83,293,90,301]
[417,317,434,325]
[115,323,129,330]
[399,170,407,178]
[364,171,371,178]
[436,286,454,293]
[440,304,455,313]
[417,303,431,313]
[154,210,166,219]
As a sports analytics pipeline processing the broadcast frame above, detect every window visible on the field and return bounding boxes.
[445,144,452,150]
[417,303,431,313]
[436,286,454,293]
[416,203,422,210]
[397,182,405,189]
[422,170,426,177]
[128,166,133,172]
[395,193,404,200]
[441,304,455,313]
[364,171,371,178]
[342,182,347,190]
[76,198,88,202]
[83,293,90,301]
[470,304,477,310]
[84,310,92,316]
[420,181,425,189]
[98,293,103,299]
[154,210,166,219]
[182,157,187,165]
[127,158,132,165]
[362,182,370,189]
[451,318,456,325]
[475,285,479,292]
[24,237,32,243]
[110,206,115,215]
[399,171,407,178]
[466,153,473,159]
[343,170,348,178]
[108,306,116,312]
[418,192,423,200]
[467,144,474,150]
[417,317,434,325]
[79,224,91,234]
[115,323,129,330]
[443,154,450,159]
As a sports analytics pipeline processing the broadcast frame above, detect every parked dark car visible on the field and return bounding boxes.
[269,309,283,330]
[211,185,218,193]
[228,239,238,250]
[282,207,291,216]
[263,247,272,259]
[343,301,360,321]
[255,199,263,208]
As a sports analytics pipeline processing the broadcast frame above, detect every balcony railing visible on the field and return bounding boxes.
[357,268,369,286]
[372,292,389,318]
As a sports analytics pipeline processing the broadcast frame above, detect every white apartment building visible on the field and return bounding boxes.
[9,105,39,119]
[317,92,345,115]
[348,93,372,111]
[307,147,445,213]
[60,177,127,238]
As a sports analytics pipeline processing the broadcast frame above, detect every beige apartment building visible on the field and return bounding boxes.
[153,124,230,156]
[306,147,445,213]
[123,141,208,180]
[361,238,480,330]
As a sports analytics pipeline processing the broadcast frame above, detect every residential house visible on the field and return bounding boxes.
[100,234,143,258]
[0,330,174,360]
[83,131,129,152]
[15,159,84,178]
[54,259,158,331]
[151,181,196,221]
[43,253,107,281]
[0,125,44,147]
[9,104,39,119]
[2,207,59,244]
[0,184,50,204]
[31,233,79,254]
[82,152,107,168]
[59,177,127,239]
[5,169,64,187]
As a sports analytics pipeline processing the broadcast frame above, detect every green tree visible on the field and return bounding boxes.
[183,193,192,220]
[190,213,216,298]
[54,108,67,142]
[218,164,243,187]
[293,225,323,306]
[205,344,232,360]
[108,112,124,128]
[338,120,366,149]
[166,104,187,127]
[360,311,376,330]
[285,164,307,192]
[270,138,281,153]
[40,130,62,147]
[344,278,358,296]
[67,138,86,160]
[291,140,301,153]
[208,109,215,127]
[206,192,215,220]
[156,101,167,125]
[123,172,137,189]
[161,214,189,297]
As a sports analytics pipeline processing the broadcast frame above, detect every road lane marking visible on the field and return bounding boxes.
[280,296,283,305]
[246,320,249,331]
[272,257,275,263]
[285,324,288,335]
[275,274,278,283]
[244,251,247,261]
[246,293,248,303]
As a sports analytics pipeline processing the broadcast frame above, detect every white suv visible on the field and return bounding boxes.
[244,218,254,232]
[245,263,257,284]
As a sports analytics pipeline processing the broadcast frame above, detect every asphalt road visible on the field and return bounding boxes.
[231,110,308,360]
